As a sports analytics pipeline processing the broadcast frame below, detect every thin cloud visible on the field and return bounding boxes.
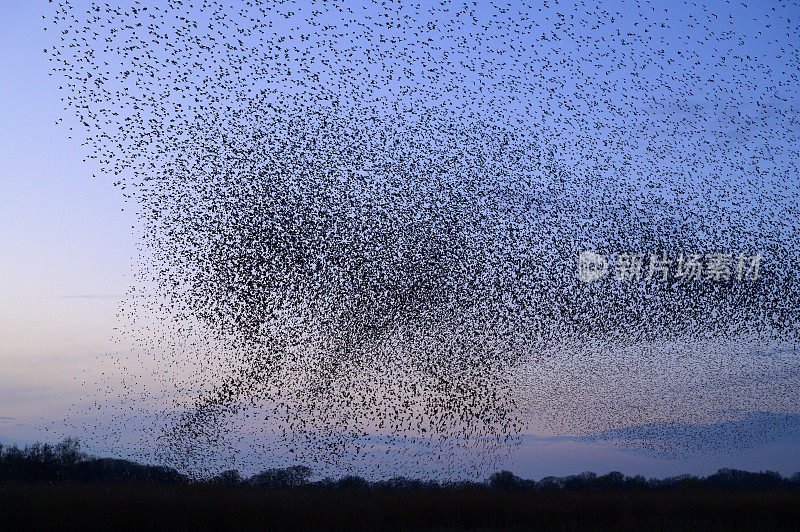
[580,412,800,457]
[21,294,127,300]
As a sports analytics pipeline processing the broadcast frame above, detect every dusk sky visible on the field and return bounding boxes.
[0,1,134,442]
[1,0,799,480]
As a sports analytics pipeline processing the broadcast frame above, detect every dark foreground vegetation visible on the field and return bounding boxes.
[2,440,800,530]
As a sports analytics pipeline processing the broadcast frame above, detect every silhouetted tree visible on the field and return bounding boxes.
[563,471,598,490]
[597,471,625,490]
[336,475,369,490]
[210,469,242,486]
[4,439,800,491]
[488,470,522,490]
[248,466,312,488]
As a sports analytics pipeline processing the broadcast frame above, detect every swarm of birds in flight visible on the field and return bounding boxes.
[47,0,799,479]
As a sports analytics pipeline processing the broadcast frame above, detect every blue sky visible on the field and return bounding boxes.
[0,0,134,441]
[1,0,799,478]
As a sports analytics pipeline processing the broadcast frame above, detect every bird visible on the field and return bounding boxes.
[46,0,800,481]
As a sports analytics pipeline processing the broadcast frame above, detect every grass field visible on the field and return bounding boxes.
[2,482,799,530]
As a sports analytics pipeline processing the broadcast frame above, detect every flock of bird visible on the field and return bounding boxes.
[47,0,799,479]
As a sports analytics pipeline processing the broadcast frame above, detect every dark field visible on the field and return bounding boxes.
[2,483,800,531]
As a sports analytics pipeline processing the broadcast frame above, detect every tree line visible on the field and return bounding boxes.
[2,439,799,490]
